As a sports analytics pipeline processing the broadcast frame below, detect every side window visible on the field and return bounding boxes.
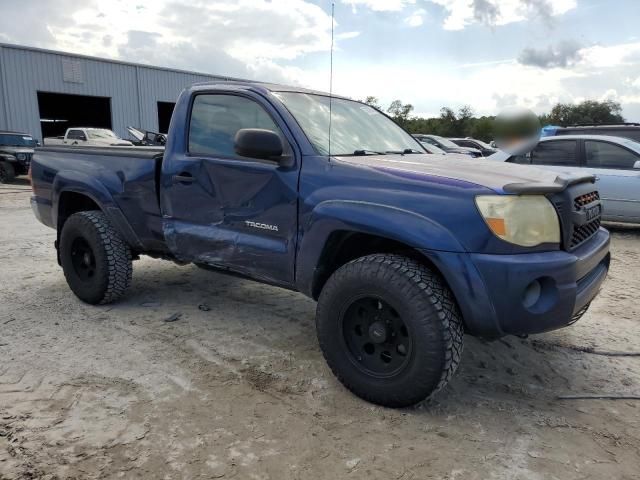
[188,94,284,158]
[585,141,639,169]
[531,140,578,166]
[68,130,86,140]
[510,154,531,164]
[458,140,474,148]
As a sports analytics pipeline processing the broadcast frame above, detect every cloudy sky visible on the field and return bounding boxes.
[2,0,640,119]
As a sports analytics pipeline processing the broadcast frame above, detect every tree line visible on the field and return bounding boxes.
[361,96,626,142]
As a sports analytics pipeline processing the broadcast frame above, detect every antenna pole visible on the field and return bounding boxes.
[328,1,335,158]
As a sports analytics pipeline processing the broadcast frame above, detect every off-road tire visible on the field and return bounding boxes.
[0,161,16,184]
[59,210,132,304]
[316,254,463,408]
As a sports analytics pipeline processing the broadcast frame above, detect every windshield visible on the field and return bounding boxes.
[273,92,424,156]
[419,142,446,154]
[430,136,459,148]
[473,139,494,149]
[0,134,36,147]
[87,129,119,140]
[618,137,640,154]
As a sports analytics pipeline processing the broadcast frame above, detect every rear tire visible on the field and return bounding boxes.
[59,211,132,304]
[0,161,16,184]
[316,254,463,408]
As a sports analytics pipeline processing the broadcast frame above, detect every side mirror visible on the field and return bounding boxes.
[634,160,640,170]
[234,128,283,161]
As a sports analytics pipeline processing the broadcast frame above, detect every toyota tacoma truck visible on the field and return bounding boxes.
[30,81,611,407]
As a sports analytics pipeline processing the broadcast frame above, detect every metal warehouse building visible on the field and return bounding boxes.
[0,43,240,142]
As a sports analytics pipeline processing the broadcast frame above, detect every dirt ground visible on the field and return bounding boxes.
[1,179,639,480]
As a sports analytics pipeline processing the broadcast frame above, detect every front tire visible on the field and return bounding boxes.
[0,161,16,184]
[59,211,132,304]
[316,254,463,407]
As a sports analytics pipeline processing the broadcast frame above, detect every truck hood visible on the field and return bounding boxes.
[334,153,595,194]
[90,138,134,146]
[0,146,34,154]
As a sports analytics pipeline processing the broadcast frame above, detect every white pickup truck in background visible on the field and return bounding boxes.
[44,128,134,147]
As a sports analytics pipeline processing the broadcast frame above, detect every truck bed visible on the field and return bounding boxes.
[31,146,167,252]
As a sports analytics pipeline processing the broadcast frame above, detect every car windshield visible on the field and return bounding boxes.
[273,92,424,156]
[87,129,119,140]
[0,134,36,147]
[471,139,494,149]
[419,142,446,154]
[430,136,459,148]
[617,137,640,154]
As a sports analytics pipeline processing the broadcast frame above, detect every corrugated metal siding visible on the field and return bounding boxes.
[0,47,8,130]
[137,66,223,132]
[0,44,228,140]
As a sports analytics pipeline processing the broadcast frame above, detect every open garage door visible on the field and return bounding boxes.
[157,101,175,134]
[37,92,112,139]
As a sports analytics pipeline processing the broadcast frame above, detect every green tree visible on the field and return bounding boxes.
[541,100,625,126]
[470,116,495,143]
[361,96,382,110]
[387,100,414,128]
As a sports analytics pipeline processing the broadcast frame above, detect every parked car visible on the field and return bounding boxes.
[490,135,640,224]
[417,141,474,160]
[44,128,134,147]
[547,123,640,142]
[0,130,37,183]
[30,81,610,408]
[127,126,167,147]
[413,134,482,157]
[449,137,497,157]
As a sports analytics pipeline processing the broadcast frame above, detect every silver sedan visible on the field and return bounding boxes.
[490,135,640,224]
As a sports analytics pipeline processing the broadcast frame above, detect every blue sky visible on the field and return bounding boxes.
[2,0,640,119]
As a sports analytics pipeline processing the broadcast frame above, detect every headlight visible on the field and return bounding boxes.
[475,195,560,247]
[16,153,26,161]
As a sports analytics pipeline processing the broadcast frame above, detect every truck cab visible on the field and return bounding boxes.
[30,81,611,408]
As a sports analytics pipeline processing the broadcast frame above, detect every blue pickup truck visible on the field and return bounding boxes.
[30,81,611,407]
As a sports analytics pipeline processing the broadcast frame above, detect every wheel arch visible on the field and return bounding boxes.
[297,200,466,297]
[53,173,143,252]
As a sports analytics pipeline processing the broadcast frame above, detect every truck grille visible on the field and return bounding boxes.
[18,152,32,167]
[570,191,601,249]
[574,191,599,209]
[571,218,601,248]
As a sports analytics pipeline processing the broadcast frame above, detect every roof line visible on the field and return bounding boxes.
[0,42,253,82]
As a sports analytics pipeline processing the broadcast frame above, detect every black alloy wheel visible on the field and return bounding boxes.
[341,296,412,377]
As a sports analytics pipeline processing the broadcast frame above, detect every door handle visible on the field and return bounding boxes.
[172,173,194,184]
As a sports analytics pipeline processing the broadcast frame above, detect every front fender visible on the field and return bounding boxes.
[52,171,143,249]
[295,199,466,296]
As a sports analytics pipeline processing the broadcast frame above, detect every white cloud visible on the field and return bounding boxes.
[1,0,358,84]
[342,0,415,12]
[404,9,426,27]
[345,0,577,30]
[429,0,577,30]
[579,41,640,68]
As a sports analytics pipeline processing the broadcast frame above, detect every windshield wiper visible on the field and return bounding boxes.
[353,149,385,155]
[383,148,424,155]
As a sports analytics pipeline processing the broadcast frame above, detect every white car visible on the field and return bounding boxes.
[490,135,640,224]
[44,128,133,147]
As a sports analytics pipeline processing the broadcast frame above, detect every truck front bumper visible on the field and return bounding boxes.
[422,228,610,338]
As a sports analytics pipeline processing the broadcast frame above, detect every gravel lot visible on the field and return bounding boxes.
[1,179,639,479]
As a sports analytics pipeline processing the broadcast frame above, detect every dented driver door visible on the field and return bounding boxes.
[160,91,300,287]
